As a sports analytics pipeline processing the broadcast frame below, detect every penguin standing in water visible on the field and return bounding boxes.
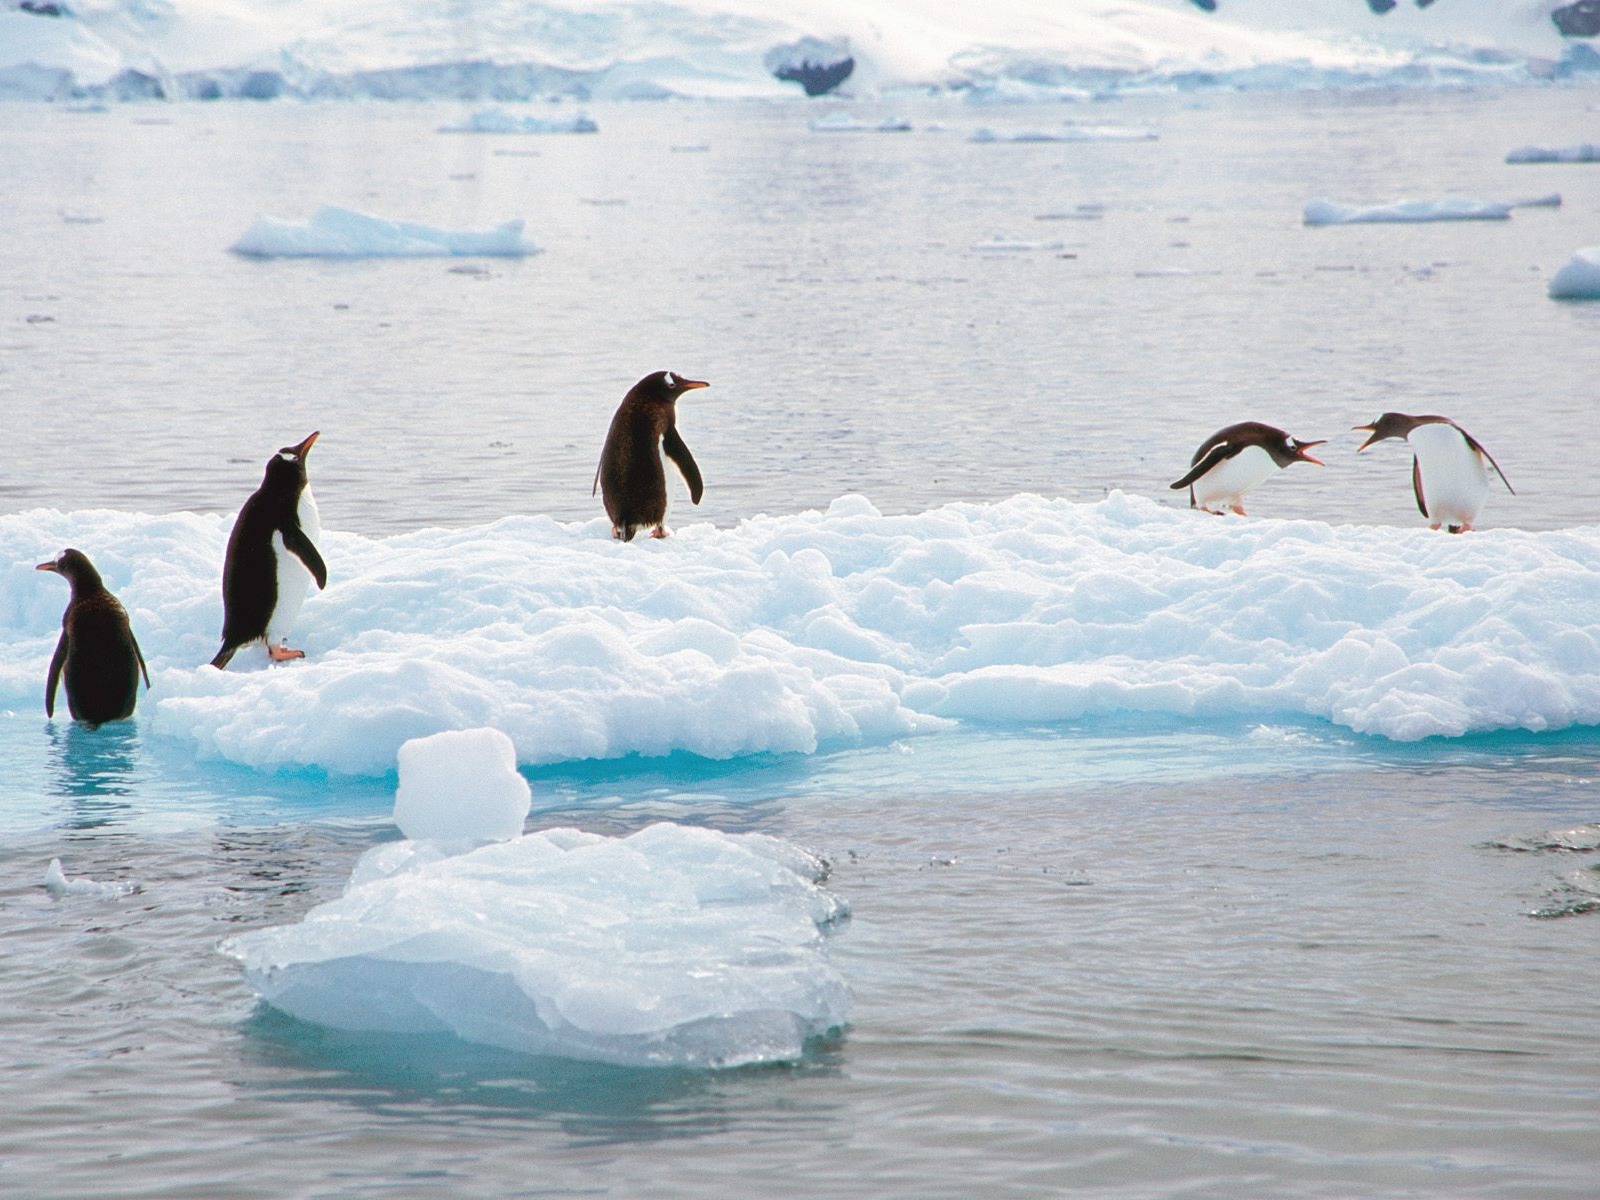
[1354,413,1513,533]
[37,548,150,726]
[211,432,327,669]
[1169,421,1326,515]
[593,371,708,540]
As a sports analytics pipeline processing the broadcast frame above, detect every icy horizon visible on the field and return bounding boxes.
[4,0,1599,104]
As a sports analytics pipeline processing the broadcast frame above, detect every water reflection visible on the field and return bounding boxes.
[237,1008,844,1146]
[47,719,141,827]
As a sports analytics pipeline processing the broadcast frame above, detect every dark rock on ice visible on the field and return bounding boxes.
[1367,0,1397,13]
[1188,0,1217,11]
[765,38,854,97]
[1554,2,1600,37]
[17,1,67,16]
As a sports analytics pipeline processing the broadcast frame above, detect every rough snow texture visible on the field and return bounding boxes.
[1549,246,1600,298]
[1303,196,1514,225]
[230,205,538,259]
[4,0,1594,103]
[5,496,1600,775]
[393,728,531,843]
[221,821,851,1068]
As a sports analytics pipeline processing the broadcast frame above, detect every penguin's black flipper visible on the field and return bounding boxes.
[1412,457,1429,518]
[662,426,704,505]
[45,630,67,718]
[1459,429,1515,495]
[281,526,328,590]
[592,460,602,498]
[132,631,151,691]
[1169,443,1238,492]
[211,643,239,671]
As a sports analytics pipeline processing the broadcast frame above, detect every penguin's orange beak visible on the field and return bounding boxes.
[678,379,709,392]
[35,560,58,573]
[290,431,320,458]
[1352,424,1378,452]
[1295,440,1326,466]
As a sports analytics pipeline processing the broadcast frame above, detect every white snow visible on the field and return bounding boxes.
[229,205,539,259]
[44,857,137,899]
[1303,196,1514,226]
[221,819,850,1068]
[436,108,597,134]
[6,496,1600,777]
[9,0,1587,103]
[393,728,531,843]
[1506,143,1600,164]
[1549,246,1600,299]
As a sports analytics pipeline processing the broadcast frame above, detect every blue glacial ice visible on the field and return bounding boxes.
[1303,196,1515,226]
[1549,247,1600,299]
[229,205,539,259]
[222,729,850,1068]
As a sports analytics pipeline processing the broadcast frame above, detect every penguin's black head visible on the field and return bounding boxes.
[635,371,709,403]
[262,431,319,490]
[36,548,105,593]
[1354,412,1422,451]
[1287,435,1326,467]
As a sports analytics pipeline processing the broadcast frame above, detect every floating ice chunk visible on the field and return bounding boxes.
[393,728,531,844]
[1506,144,1600,164]
[44,858,136,900]
[230,205,539,259]
[222,822,851,1068]
[1303,196,1512,225]
[970,125,1157,143]
[808,112,911,133]
[1549,247,1600,299]
[437,108,597,134]
[971,235,1067,252]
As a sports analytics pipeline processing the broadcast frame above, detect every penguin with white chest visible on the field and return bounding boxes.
[37,548,150,726]
[593,371,708,541]
[1170,421,1326,515]
[211,432,327,669]
[1354,413,1513,533]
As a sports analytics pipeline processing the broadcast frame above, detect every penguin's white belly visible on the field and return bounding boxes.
[1193,445,1277,509]
[1409,424,1487,527]
[267,488,320,645]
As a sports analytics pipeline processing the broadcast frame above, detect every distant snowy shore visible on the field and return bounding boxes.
[6,494,1600,776]
[3,0,1598,103]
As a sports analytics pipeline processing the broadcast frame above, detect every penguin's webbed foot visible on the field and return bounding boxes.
[1230,504,1248,517]
[650,525,670,539]
[268,644,306,662]
[611,526,623,540]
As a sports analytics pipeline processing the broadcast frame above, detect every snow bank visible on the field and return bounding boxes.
[1549,247,1600,298]
[436,108,597,134]
[1506,143,1600,164]
[230,205,538,259]
[222,819,850,1068]
[1303,196,1513,225]
[5,496,1600,775]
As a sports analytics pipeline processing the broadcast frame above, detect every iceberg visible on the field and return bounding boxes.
[1549,247,1600,299]
[436,108,598,135]
[1303,196,1513,226]
[970,125,1158,143]
[222,816,851,1069]
[1506,144,1600,164]
[808,112,912,133]
[229,205,539,259]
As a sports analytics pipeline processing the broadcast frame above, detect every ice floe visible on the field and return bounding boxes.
[222,740,851,1068]
[808,112,912,133]
[1303,196,1514,225]
[44,857,137,899]
[229,205,539,259]
[970,125,1158,144]
[436,108,598,135]
[1506,144,1600,164]
[1549,247,1600,299]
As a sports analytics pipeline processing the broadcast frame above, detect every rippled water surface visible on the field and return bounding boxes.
[3,88,1600,1199]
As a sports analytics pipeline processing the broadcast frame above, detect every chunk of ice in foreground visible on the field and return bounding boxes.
[44,858,136,899]
[1549,247,1600,299]
[230,205,539,258]
[223,735,850,1068]
[1303,196,1512,225]
[393,727,531,843]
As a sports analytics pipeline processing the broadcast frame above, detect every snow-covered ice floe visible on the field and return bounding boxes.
[7,494,1600,775]
[1506,144,1600,164]
[230,205,539,259]
[808,112,912,133]
[437,108,598,135]
[222,729,849,1068]
[970,125,1157,143]
[1303,196,1513,226]
[1549,247,1600,299]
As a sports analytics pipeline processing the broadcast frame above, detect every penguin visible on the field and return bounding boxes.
[37,548,150,727]
[592,371,708,540]
[211,431,327,669]
[1169,421,1326,515]
[1353,413,1513,533]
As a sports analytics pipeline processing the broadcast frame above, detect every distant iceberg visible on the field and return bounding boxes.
[1303,196,1512,225]
[1506,144,1600,164]
[437,108,598,135]
[808,112,912,132]
[222,817,851,1069]
[1549,247,1600,299]
[230,205,539,259]
[970,125,1158,143]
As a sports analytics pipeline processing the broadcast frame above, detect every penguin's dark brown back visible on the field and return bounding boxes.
[38,548,149,726]
[595,371,707,541]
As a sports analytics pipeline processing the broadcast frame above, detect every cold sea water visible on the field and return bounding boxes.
[3,86,1600,1198]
